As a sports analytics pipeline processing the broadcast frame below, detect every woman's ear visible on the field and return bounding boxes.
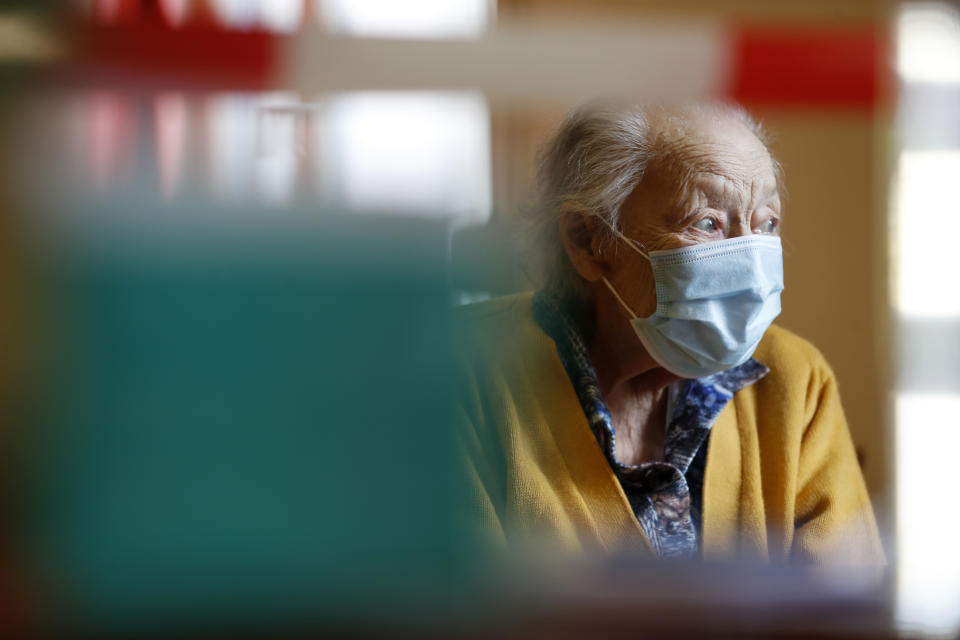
[558,210,609,283]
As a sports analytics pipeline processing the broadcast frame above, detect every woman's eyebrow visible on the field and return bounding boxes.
[670,198,714,227]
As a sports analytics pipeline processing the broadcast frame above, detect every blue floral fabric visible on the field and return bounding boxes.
[532,290,768,558]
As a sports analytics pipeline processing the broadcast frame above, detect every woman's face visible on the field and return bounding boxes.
[606,115,781,318]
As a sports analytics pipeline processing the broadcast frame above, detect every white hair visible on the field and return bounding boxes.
[527,101,780,302]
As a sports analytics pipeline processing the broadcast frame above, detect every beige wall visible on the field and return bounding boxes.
[475,0,895,509]
[760,113,892,500]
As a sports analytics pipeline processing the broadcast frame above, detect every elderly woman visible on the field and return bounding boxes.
[457,102,884,563]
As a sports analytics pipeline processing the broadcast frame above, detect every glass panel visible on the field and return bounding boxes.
[895,5,960,637]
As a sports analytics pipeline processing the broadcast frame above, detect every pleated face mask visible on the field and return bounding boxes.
[598,222,784,379]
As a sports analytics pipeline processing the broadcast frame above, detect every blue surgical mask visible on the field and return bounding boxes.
[599,223,784,379]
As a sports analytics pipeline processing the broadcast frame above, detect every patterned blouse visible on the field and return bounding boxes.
[532,290,769,558]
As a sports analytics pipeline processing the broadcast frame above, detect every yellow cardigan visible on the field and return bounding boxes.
[457,292,885,564]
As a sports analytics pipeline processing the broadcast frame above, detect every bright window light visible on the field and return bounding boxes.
[896,7,960,638]
[896,393,960,635]
[898,4,960,84]
[314,91,491,223]
[258,0,303,33]
[894,150,960,317]
[320,0,492,40]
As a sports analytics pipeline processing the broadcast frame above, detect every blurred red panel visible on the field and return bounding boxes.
[730,25,890,110]
[92,0,142,24]
[71,22,280,90]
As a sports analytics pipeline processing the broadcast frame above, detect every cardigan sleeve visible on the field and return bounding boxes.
[790,360,886,565]
[454,348,509,549]
[457,404,508,548]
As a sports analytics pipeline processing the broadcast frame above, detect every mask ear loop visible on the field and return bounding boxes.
[601,277,639,320]
[589,212,650,260]
[591,213,650,320]
[605,225,650,260]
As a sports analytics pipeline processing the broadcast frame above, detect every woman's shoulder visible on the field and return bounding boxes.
[748,325,845,437]
[453,292,542,352]
[453,291,566,399]
[748,325,843,428]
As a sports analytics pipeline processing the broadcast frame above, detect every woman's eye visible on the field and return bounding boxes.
[693,218,718,233]
[754,217,780,234]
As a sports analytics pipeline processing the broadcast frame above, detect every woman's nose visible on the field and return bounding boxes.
[728,218,749,238]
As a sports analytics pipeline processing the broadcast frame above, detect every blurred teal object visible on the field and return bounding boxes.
[28,208,470,633]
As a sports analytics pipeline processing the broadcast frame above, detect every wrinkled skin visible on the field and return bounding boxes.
[558,106,782,466]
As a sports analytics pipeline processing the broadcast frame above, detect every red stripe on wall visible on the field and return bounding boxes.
[71,23,280,90]
[729,25,890,110]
